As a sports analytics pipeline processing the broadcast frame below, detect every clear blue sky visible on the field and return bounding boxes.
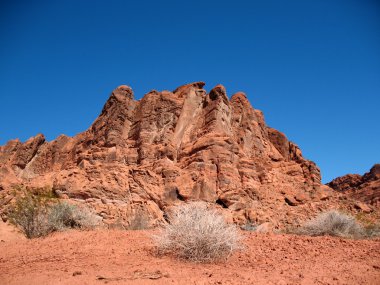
[1,0,379,183]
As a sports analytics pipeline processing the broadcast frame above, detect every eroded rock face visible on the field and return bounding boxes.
[328,164,380,208]
[0,83,349,228]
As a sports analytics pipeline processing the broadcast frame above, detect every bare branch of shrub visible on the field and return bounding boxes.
[153,202,243,263]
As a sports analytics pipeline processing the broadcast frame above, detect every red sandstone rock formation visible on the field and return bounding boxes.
[0,82,344,228]
[328,164,380,210]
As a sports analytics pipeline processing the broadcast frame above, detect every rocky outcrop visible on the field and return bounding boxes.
[0,82,345,228]
[328,164,380,209]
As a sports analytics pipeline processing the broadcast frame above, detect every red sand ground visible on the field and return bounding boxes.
[0,223,379,285]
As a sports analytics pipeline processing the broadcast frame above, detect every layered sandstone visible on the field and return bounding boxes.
[0,82,343,228]
[328,164,380,210]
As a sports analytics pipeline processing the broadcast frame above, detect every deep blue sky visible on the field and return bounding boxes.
[1,0,379,183]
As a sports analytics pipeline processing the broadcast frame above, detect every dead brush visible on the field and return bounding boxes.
[297,210,364,238]
[47,201,101,231]
[153,202,243,263]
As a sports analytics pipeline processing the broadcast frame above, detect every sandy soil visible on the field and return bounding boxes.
[0,221,26,243]
[0,224,379,285]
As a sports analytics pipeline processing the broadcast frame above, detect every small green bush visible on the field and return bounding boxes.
[153,202,243,262]
[297,210,364,238]
[8,190,101,238]
[8,191,52,238]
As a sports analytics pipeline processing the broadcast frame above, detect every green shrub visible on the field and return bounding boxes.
[8,190,101,238]
[8,191,52,238]
[153,202,243,262]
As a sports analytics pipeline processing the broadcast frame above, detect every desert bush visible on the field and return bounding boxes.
[364,223,380,238]
[47,201,101,231]
[297,210,364,238]
[354,212,380,238]
[127,208,150,230]
[8,191,52,238]
[240,222,257,231]
[9,190,101,238]
[153,202,243,262]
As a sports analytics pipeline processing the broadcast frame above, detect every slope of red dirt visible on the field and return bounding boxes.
[1,228,379,285]
[0,221,25,243]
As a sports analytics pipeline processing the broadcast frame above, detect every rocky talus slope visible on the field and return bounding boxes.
[0,82,373,228]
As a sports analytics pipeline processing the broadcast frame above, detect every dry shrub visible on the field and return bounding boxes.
[364,223,380,238]
[240,222,257,231]
[127,208,150,230]
[298,210,364,238]
[9,190,101,238]
[153,202,243,263]
[48,201,101,231]
[354,212,380,238]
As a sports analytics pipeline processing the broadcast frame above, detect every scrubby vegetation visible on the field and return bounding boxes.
[127,207,150,230]
[47,201,101,231]
[153,202,242,263]
[240,222,258,231]
[8,189,101,238]
[8,190,52,238]
[362,223,380,238]
[354,211,380,238]
[296,210,364,238]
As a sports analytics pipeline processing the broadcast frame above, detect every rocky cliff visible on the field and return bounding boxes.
[0,82,344,228]
[328,164,380,210]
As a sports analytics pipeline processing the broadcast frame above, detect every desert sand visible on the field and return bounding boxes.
[1,222,379,285]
